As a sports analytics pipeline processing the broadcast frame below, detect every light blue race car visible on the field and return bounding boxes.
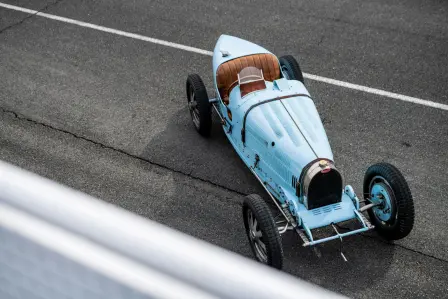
[186,35,415,269]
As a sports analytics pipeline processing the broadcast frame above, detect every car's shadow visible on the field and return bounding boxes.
[141,107,394,295]
[281,227,395,295]
[141,106,266,195]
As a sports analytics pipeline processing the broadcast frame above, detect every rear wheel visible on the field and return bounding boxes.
[279,55,304,84]
[363,163,415,240]
[186,74,211,137]
[242,194,283,269]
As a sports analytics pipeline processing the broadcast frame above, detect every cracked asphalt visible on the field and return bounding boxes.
[1,0,448,298]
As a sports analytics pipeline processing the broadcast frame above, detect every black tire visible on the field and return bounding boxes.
[186,74,212,137]
[242,194,283,269]
[279,55,305,84]
[363,163,415,240]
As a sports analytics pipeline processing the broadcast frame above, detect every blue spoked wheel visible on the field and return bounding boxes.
[363,163,415,240]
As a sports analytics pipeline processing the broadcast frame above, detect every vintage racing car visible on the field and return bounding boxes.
[186,35,415,269]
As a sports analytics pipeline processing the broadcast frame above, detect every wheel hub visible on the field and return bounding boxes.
[370,183,393,222]
[188,90,200,128]
[281,66,290,80]
[247,210,267,262]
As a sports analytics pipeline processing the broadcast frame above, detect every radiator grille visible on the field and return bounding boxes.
[307,169,342,210]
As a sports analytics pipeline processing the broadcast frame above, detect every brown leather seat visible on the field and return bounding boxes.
[216,53,281,104]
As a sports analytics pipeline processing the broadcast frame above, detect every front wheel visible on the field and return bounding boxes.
[363,163,415,240]
[242,194,283,269]
[186,74,212,137]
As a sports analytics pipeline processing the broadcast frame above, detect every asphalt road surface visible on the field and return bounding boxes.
[1,0,447,298]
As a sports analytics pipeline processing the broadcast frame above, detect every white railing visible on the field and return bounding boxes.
[0,161,345,299]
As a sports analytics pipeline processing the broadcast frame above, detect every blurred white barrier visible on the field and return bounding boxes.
[0,161,345,299]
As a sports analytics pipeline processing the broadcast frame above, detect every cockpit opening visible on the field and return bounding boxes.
[215,53,281,104]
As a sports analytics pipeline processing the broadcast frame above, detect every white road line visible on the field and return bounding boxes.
[0,2,213,56]
[303,73,448,110]
[1,2,447,112]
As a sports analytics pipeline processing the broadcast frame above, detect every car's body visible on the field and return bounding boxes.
[211,35,370,246]
[186,35,414,266]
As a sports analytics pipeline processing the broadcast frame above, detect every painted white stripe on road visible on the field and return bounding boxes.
[303,73,448,110]
[1,2,447,112]
[0,2,213,56]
